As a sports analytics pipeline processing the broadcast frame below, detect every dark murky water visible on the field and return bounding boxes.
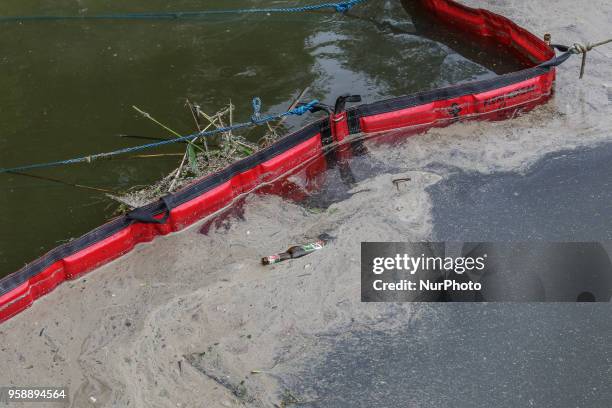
[0,0,525,275]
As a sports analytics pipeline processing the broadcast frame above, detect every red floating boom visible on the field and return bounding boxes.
[0,0,559,323]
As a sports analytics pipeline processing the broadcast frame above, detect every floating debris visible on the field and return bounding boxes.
[108,90,309,212]
[262,240,326,265]
[392,177,411,190]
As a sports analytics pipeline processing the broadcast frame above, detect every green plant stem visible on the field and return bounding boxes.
[132,105,206,154]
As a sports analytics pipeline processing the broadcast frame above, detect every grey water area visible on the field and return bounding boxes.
[281,144,612,407]
[287,304,612,408]
[0,0,522,277]
[430,143,612,242]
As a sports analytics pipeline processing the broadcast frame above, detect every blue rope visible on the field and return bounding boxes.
[0,0,366,22]
[0,99,320,174]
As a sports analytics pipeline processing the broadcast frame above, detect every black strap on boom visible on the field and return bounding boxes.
[126,195,174,224]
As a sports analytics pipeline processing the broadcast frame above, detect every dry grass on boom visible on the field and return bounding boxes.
[108,89,309,212]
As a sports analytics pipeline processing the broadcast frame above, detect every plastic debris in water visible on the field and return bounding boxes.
[262,240,326,265]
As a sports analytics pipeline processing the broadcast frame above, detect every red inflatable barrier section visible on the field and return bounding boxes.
[0,0,558,323]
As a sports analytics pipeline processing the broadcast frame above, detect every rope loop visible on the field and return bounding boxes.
[251,97,262,123]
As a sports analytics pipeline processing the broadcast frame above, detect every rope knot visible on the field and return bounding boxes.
[289,99,319,116]
[334,1,357,12]
[333,0,365,13]
[570,42,592,54]
[569,39,612,79]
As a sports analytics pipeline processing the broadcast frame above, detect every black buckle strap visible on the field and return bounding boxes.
[334,94,361,114]
[320,120,333,146]
[346,108,362,135]
[537,44,580,70]
[126,195,173,225]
